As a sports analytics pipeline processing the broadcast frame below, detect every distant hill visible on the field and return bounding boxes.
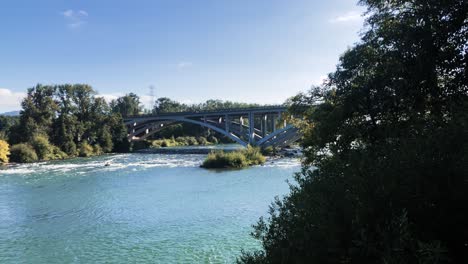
[0,110,20,116]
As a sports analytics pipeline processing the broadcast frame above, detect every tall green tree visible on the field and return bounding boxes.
[153,97,187,113]
[8,84,132,160]
[11,84,58,143]
[110,93,141,116]
[239,0,468,263]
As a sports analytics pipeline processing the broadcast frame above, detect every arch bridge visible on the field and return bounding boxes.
[124,106,300,148]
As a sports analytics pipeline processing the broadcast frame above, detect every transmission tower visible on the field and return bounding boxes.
[149,85,155,111]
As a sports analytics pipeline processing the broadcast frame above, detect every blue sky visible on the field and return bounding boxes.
[0,0,366,112]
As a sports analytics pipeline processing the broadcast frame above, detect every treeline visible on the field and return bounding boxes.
[0,88,274,164]
[0,84,130,163]
[239,0,468,263]
[152,97,265,114]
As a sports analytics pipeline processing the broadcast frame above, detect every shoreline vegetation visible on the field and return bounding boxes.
[237,1,468,263]
[0,87,278,165]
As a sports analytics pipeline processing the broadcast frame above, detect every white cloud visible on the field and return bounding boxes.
[176,61,193,69]
[61,9,89,29]
[329,11,364,23]
[96,93,123,103]
[0,88,26,112]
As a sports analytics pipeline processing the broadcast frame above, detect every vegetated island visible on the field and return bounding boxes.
[200,146,266,169]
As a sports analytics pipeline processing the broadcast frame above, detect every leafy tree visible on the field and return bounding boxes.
[0,116,19,141]
[30,134,54,160]
[6,84,134,161]
[109,113,131,152]
[110,93,141,116]
[239,0,468,263]
[12,84,58,143]
[153,97,187,113]
[53,84,79,155]
[0,139,9,163]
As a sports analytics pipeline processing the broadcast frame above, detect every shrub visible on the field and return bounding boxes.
[244,146,266,165]
[79,141,94,157]
[9,143,38,163]
[186,136,199,146]
[196,136,209,145]
[175,137,189,146]
[161,140,169,147]
[0,139,10,164]
[261,146,276,156]
[208,135,218,144]
[50,145,68,160]
[31,134,55,160]
[93,144,103,155]
[62,141,78,157]
[131,140,151,151]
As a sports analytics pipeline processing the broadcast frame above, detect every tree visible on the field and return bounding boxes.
[6,84,133,161]
[0,139,9,164]
[153,97,187,113]
[111,93,141,116]
[12,84,58,143]
[239,0,468,263]
[0,116,19,141]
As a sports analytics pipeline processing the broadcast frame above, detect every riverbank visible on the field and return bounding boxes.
[136,144,243,154]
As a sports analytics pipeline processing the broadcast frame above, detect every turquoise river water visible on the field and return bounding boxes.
[0,153,300,263]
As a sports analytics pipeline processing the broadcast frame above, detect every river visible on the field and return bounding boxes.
[0,153,300,263]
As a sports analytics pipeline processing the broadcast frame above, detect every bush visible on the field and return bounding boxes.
[50,145,68,160]
[151,136,211,148]
[9,143,38,163]
[161,140,170,147]
[93,144,103,155]
[175,137,189,146]
[31,134,55,160]
[62,141,78,157]
[244,145,266,165]
[79,141,94,157]
[208,135,218,144]
[0,139,10,164]
[261,146,276,156]
[196,136,209,145]
[131,140,151,151]
[186,136,199,146]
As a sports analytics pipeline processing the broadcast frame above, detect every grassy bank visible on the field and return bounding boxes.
[201,146,266,169]
[150,136,213,148]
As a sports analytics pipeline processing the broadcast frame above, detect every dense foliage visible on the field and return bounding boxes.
[150,136,212,148]
[201,146,266,169]
[239,0,468,263]
[110,93,141,116]
[0,139,9,164]
[5,84,131,162]
[0,115,19,140]
[153,98,267,114]
[9,143,38,163]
